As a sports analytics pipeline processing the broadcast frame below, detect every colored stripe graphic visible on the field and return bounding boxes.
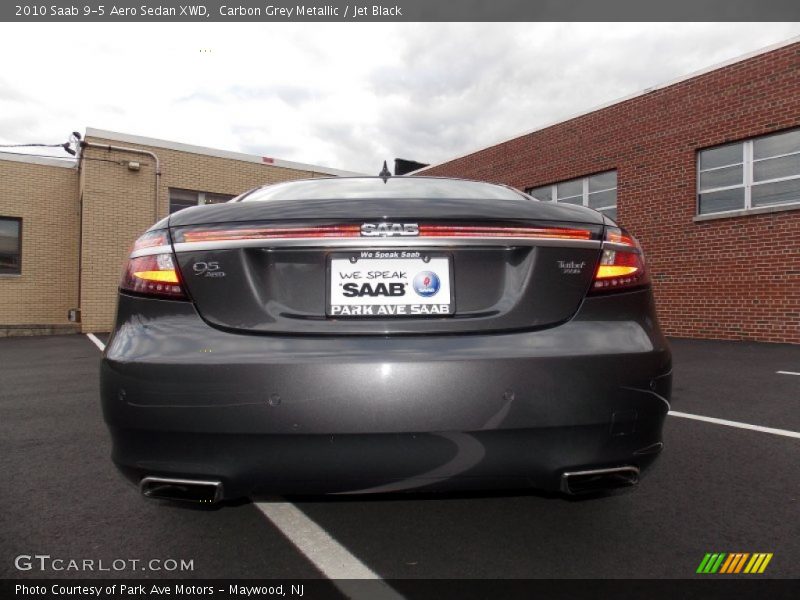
[744,554,760,573]
[696,554,713,573]
[721,553,742,573]
[744,553,774,574]
[719,554,735,573]
[710,553,726,573]
[699,553,727,573]
[699,552,773,574]
[733,553,749,573]
[759,554,773,573]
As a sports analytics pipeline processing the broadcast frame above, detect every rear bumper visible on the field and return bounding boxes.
[101,289,671,497]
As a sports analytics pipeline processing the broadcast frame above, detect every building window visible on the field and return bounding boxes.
[169,188,236,214]
[526,171,618,220]
[698,128,800,215]
[0,217,22,275]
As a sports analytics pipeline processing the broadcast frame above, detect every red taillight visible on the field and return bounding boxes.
[590,227,649,293]
[174,223,596,243]
[417,225,593,240]
[603,229,636,247]
[179,225,362,243]
[120,253,187,299]
[132,229,169,251]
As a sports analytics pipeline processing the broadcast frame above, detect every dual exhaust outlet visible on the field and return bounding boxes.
[140,477,223,504]
[560,466,640,495]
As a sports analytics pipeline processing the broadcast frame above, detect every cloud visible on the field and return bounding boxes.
[0,23,797,172]
[0,115,40,144]
[365,23,800,168]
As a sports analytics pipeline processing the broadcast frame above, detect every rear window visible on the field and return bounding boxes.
[239,178,526,202]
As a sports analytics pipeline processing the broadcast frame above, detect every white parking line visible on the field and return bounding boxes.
[776,370,800,376]
[255,502,404,599]
[86,333,106,351]
[85,334,402,597]
[668,411,800,440]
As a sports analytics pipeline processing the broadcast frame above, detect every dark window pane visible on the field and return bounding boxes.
[557,196,583,206]
[753,154,800,182]
[0,217,21,275]
[169,189,199,214]
[698,188,745,214]
[526,185,552,202]
[556,179,582,199]
[169,199,197,214]
[204,192,235,205]
[170,189,198,202]
[588,188,616,209]
[169,190,197,212]
[699,164,743,191]
[753,129,800,160]
[699,143,743,170]
[751,178,800,208]
[588,171,616,192]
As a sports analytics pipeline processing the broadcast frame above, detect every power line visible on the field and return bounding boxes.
[0,135,80,156]
[0,149,134,165]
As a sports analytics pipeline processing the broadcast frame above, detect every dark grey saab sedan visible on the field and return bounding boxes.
[100,176,671,503]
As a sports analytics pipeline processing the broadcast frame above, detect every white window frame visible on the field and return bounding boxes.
[525,171,617,218]
[697,129,800,217]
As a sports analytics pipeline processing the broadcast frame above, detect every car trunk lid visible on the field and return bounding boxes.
[169,208,604,336]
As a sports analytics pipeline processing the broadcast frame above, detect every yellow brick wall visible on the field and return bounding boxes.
[79,136,326,332]
[0,158,79,326]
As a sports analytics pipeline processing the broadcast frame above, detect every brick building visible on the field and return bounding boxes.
[0,128,359,335]
[419,39,800,344]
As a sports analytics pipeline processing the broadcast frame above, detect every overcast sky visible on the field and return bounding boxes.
[0,23,798,173]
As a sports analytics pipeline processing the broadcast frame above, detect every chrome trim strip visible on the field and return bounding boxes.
[130,244,173,259]
[634,442,665,455]
[561,466,640,480]
[171,237,602,253]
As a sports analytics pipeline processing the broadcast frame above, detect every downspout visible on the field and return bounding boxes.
[76,147,84,325]
[79,141,162,221]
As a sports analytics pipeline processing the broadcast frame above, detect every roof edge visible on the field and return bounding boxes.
[0,152,77,169]
[84,127,364,177]
[412,35,800,175]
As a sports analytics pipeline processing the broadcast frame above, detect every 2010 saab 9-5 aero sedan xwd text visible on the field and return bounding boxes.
[100,176,671,503]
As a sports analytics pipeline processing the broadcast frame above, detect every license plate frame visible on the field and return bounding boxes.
[326,250,454,318]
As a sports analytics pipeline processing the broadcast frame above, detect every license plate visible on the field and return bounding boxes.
[328,251,453,317]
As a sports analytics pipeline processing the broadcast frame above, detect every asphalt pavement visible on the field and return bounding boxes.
[0,334,798,582]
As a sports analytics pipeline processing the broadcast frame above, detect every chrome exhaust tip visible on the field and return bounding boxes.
[140,477,223,504]
[560,466,640,495]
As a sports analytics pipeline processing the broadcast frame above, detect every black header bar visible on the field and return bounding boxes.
[4,0,800,22]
